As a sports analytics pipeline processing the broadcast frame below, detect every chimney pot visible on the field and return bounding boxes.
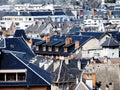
[75,41,80,49]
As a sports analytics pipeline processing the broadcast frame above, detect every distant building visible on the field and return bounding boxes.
[101,37,119,58]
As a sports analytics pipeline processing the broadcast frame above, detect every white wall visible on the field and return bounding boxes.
[101,48,119,58]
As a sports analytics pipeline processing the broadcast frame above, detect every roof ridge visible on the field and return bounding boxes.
[108,37,111,46]
[56,60,63,82]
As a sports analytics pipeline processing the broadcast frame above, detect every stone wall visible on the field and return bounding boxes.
[86,63,120,90]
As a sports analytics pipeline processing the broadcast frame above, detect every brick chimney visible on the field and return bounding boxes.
[44,35,50,43]
[83,73,96,88]
[75,41,79,49]
[65,37,72,45]
[2,30,8,36]
[92,9,97,16]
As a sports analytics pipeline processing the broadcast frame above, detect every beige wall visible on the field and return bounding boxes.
[82,38,99,50]
[99,34,110,45]
[86,63,120,90]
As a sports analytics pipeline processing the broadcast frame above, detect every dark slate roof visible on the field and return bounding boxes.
[0,38,5,48]
[14,29,27,40]
[101,37,119,47]
[25,22,42,33]
[80,59,90,69]
[3,37,35,60]
[63,42,74,48]
[54,11,65,15]
[77,32,106,39]
[0,51,51,87]
[0,32,2,36]
[33,34,93,56]
[65,10,74,16]
[108,31,120,42]
[51,59,90,84]
[51,34,93,46]
[30,11,53,16]
[55,41,65,47]
[47,40,62,46]
[35,40,46,45]
[3,11,68,16]
[4,12,18,16]
[4,11,53,16]
[25,17,54,34]
[52,60,81,83]
[69,26,81,34]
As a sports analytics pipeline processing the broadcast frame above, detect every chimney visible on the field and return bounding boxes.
[65,37,72,45]
[80,9,83,15]
[92,9,97,16]
[2,30,8,36]
[75,41,79,49]
[29,38,33,46]
[44,35,50,43]
[109,10,112,18]
[83,73,96,88]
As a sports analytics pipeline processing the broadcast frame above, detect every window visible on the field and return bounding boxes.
[43,46,46,51]
[0,22,5,24]
[0,73,5,81]
[15,22,19,26]
[29,18,31,21]
[36,46,39,51]
[6,73,16,81]
[0,69,26,82]
[55,47,59,52]
[48,46,52,52]
[25,25,28,27]
[64,48,68,52]
[18,73,26,81]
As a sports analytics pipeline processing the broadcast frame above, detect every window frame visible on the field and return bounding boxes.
[0,69,27,82]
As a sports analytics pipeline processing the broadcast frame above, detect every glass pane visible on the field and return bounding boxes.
[0,73,5,81]
[6,73,16,81]
[18,73,26,81]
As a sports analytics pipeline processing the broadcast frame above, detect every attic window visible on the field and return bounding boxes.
[64,47,68,52]
[0,69,26,82]
[43,46,46,51]
[55,47,59,52]
[36,46,39,51]
[48,46,52,52]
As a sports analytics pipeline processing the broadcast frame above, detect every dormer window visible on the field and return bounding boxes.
[43,46,46,51]
[48,46,52,52]
[55,47,59,52]
[0,69,26,82]
[64,47,68,52]
[36,46,39,51]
